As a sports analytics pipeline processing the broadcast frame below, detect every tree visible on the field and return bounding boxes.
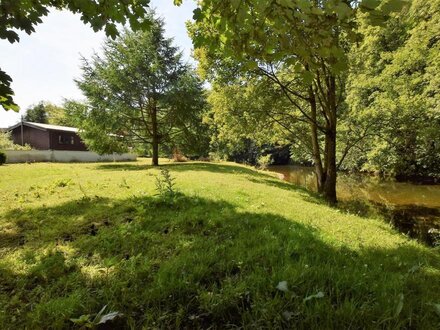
[346,0,440,179]
[24,102,48,123]
[76,15,208,165]
[206,77,293,164]
[0,0,153,111]
[46,102,76,126]
[189,0,406,204]
[24,101,75,126]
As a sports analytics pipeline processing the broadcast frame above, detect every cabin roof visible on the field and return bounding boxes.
[7,122,79,133]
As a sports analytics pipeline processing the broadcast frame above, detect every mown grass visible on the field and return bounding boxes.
[0,159,439,329]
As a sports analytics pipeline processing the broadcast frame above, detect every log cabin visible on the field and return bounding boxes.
[7,122,88,151]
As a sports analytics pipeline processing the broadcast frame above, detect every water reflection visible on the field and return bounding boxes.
[268,165,440,246]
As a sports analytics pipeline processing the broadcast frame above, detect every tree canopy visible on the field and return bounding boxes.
[24,101,75,126]
[24,102,48,123]
[189,0,407,204]
[0,0,153,111]
[74,14,208,165]
[345,0,440,178]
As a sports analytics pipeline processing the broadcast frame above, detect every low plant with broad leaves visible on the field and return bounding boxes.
[70,305,123,328]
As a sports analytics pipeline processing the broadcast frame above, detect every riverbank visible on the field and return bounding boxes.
[269,165,440,246]
[1,160,439,328]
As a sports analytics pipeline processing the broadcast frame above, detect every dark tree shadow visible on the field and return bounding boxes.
[94,161,440,246]
[97,161,276,178]
[1,193,440,329]
[97,161,319,197]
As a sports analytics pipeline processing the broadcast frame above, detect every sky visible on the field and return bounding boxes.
[0,0,196,128]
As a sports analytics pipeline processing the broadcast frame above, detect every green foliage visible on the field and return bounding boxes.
[205,77,311,165]
[155,168,178,200]
[190,0,405,76]
[76,14,209,162]
[70,305,123,328]
[0,0,154,111]
[195,0,438,182]
[46,102,75,126]
[24,101,77,126]
[345,0,440,178]
[24,102,48,123]
[0,131,31,151]
[0,151,6,165]
[0,69,18,111]
[0,160,439,328]
[257,154,273,170]
[190,0,410,204]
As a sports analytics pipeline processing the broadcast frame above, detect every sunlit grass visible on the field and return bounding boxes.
[0,159,439,328]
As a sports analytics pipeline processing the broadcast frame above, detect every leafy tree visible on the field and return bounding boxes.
[24,101,75,126]
[190,0,406,203]
[24,102,48,123]
[46,102,76,126]
[0,0,153,111]
[346,0,440,179]
[206,78,292,164]
[76,15,208,165]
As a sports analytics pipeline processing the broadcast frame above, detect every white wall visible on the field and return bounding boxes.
[3,150,136,163]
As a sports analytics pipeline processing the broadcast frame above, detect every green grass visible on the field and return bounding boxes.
[0,159,439,328]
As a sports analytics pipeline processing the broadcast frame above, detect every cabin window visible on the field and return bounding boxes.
[59,135,74,145]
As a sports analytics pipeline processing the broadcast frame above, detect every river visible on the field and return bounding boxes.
[268,165,440,246]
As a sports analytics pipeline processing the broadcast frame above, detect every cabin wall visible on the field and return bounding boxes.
[49,130,88,151]
[10,125,50,150]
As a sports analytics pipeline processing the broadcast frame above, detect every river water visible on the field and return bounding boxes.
[268,165,440,246]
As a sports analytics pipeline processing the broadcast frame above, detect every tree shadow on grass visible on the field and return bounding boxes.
[96,161,439,246]
[97,161,320,199]
[97,161,278,178]
[2,194,440,329]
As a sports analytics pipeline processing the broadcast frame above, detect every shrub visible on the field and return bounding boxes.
[0,131,32,150]
[0,152,6,165]
[155,168,178,200]
[208,152,225,162]
[257,154,272,170]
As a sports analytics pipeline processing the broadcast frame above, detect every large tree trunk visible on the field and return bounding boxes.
[151,104,159,166]
[323,129,337,205]
[309,87,325,192]
[322,75,338,205]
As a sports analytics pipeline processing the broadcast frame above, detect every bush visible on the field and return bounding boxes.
[0,131,32,151]
[0,152,6,165]
[155,168,178,200]
[257,154,272,170]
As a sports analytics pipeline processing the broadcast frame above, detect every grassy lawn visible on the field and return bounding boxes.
[0,159,439,328]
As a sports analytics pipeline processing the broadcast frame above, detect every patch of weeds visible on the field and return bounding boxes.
[78,183,90,202]
[155,168,180,203]
[28,185,41,191]
[21,250,37,264]
[52,179,72,188]
[28,251,76,284]
[119,177,130,189]
[257,154,273,170]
